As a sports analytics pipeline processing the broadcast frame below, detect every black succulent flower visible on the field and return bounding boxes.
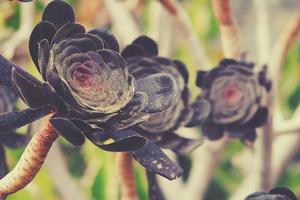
[196,58,271,144]
[0,85,29,178]
[121,36,210,155]
[121,36,211,199]
[245,187,297,200]
[0,0,182,180]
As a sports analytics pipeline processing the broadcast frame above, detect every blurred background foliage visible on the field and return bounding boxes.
[0,0,299,199]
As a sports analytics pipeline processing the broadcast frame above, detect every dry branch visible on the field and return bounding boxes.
[211,0,241,58]
[158,0,210,70]
[230,8,300,200]
[104,0,140,46]
[253,0,273,190]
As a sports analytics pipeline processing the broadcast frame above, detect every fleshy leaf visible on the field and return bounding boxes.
[70,119,107,139]
[240,131,257,146]
[0,146,8,179]
[88,28,120,52]
[3,133,29,149]
[72,33,104,50]
[0,106,53,133]
[174,60,189,84]
[96,136,147,152]
[130,139,183,180]
[137,73,178,113]
[202,122,224,140]
[219,58,238,67]
[185,98,211,127]
[51,22,85,46]
[132,36,158,57]
[0,55,18,88]
[85,131,147,152]
[42,0,75,29]
[156,132,204,155]
[37,39,51,80]
[29,21,56,71]
[50,117,85,146]
[121,44,145,59]
[42,83,68,115]
[258,65,272,92]
[97,49,127,69]
[46,69,80,108]
[86,130,147,152]
[269,187,297,200]
[248,107,269,127]
[12,68,45,108]
[196,70,207,88]
[245,192,269,200]
[107,92,148,130]
[112,131,183,180]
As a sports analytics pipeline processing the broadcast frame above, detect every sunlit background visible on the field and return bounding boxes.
[0,0,300,199]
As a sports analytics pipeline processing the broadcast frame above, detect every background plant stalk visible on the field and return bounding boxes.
[0,115,58,199]
[116,152,139,200]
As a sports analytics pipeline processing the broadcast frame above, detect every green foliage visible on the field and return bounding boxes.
[5,4,20,30]
[135,166,148,200]
[91,166,106,200]
[34,0,45,12]
[60,143,86,177]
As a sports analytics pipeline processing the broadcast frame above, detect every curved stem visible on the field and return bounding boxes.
[0,116,58,199]
[158,0,211,70]
[212,0,241,58]
[116,152,138,200]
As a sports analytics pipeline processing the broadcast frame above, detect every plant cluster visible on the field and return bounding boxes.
[0,0,297,200]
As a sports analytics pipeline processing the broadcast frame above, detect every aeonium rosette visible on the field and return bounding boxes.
[196,58,272,144]
[0,85,29,178]
[245,187,297,200]
[0,0,183,180]
[121,36,210,197]
[121,36,210,155]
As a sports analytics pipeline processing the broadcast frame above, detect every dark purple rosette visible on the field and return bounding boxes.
[121,36,210,198]
[0,0,182,180]
[122,36,210,155]
[245,187,297,200]
[196,58,272,144]
[0,85,29,178]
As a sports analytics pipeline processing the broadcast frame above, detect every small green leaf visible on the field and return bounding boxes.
[91,166,106,200]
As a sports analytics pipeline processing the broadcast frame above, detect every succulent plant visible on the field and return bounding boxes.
[0,85,29,178]
[121,36,211,199]
[122,36,210,155]
[196,58,271,144]
[0,0,182,180]
[245,187,297,200]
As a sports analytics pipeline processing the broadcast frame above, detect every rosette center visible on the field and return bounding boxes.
[72,61,102,92]
[223,84,241,105]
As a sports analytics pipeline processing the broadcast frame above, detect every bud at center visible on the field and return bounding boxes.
[223,84,241,105]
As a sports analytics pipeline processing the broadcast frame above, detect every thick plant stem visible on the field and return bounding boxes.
[0,116,58,199]
[116,152,138,200]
